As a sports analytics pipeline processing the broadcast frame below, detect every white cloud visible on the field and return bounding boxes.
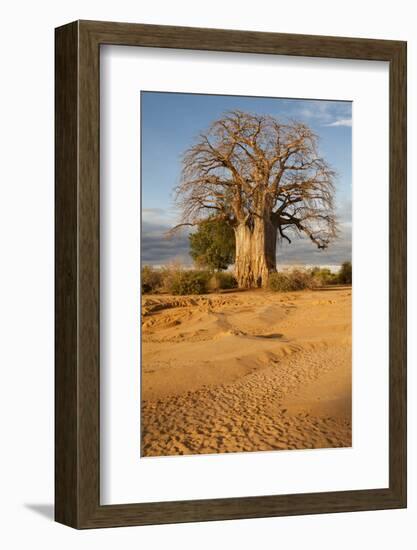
[325,118,352,127]
[291,102,352,128]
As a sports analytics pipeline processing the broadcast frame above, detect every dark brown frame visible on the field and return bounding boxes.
[55,20,407,529]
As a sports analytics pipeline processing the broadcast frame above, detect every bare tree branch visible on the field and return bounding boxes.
[171,110,338,286]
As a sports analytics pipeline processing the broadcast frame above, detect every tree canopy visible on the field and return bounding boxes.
[189,218,235,271]
[338,261,352,284]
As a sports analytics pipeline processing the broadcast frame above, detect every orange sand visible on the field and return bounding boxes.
[141,287,352,457]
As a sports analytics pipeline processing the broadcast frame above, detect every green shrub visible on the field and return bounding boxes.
[158,264,179,294]
[269,269,317,292]
[310,267,338,286]
[208,272,238,291]
[141,265,162,294]
[168,270,209,295]
[268,264,352,292]
[269,272,293,292]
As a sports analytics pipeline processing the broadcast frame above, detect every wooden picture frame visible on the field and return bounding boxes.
[55,20,407,529]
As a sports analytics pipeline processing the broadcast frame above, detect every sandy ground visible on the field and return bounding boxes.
[141,287,352,457]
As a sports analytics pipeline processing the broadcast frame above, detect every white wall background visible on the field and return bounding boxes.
[0,0,415,547]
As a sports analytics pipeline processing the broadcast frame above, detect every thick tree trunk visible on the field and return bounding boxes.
[234,216,277,288]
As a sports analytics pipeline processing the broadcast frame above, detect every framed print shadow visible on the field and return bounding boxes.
[55,20,407,528]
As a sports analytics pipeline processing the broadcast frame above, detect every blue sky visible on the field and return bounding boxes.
[141,91,352,267]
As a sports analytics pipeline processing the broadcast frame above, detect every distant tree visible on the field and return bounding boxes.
[338,261,352,284]
[189,218,235,271]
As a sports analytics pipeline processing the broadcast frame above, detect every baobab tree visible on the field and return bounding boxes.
[171,110,338,288]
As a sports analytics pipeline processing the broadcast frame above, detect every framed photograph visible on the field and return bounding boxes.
[55,20,406,528]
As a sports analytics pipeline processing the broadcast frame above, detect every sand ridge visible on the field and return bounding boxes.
[141,287,352,457]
